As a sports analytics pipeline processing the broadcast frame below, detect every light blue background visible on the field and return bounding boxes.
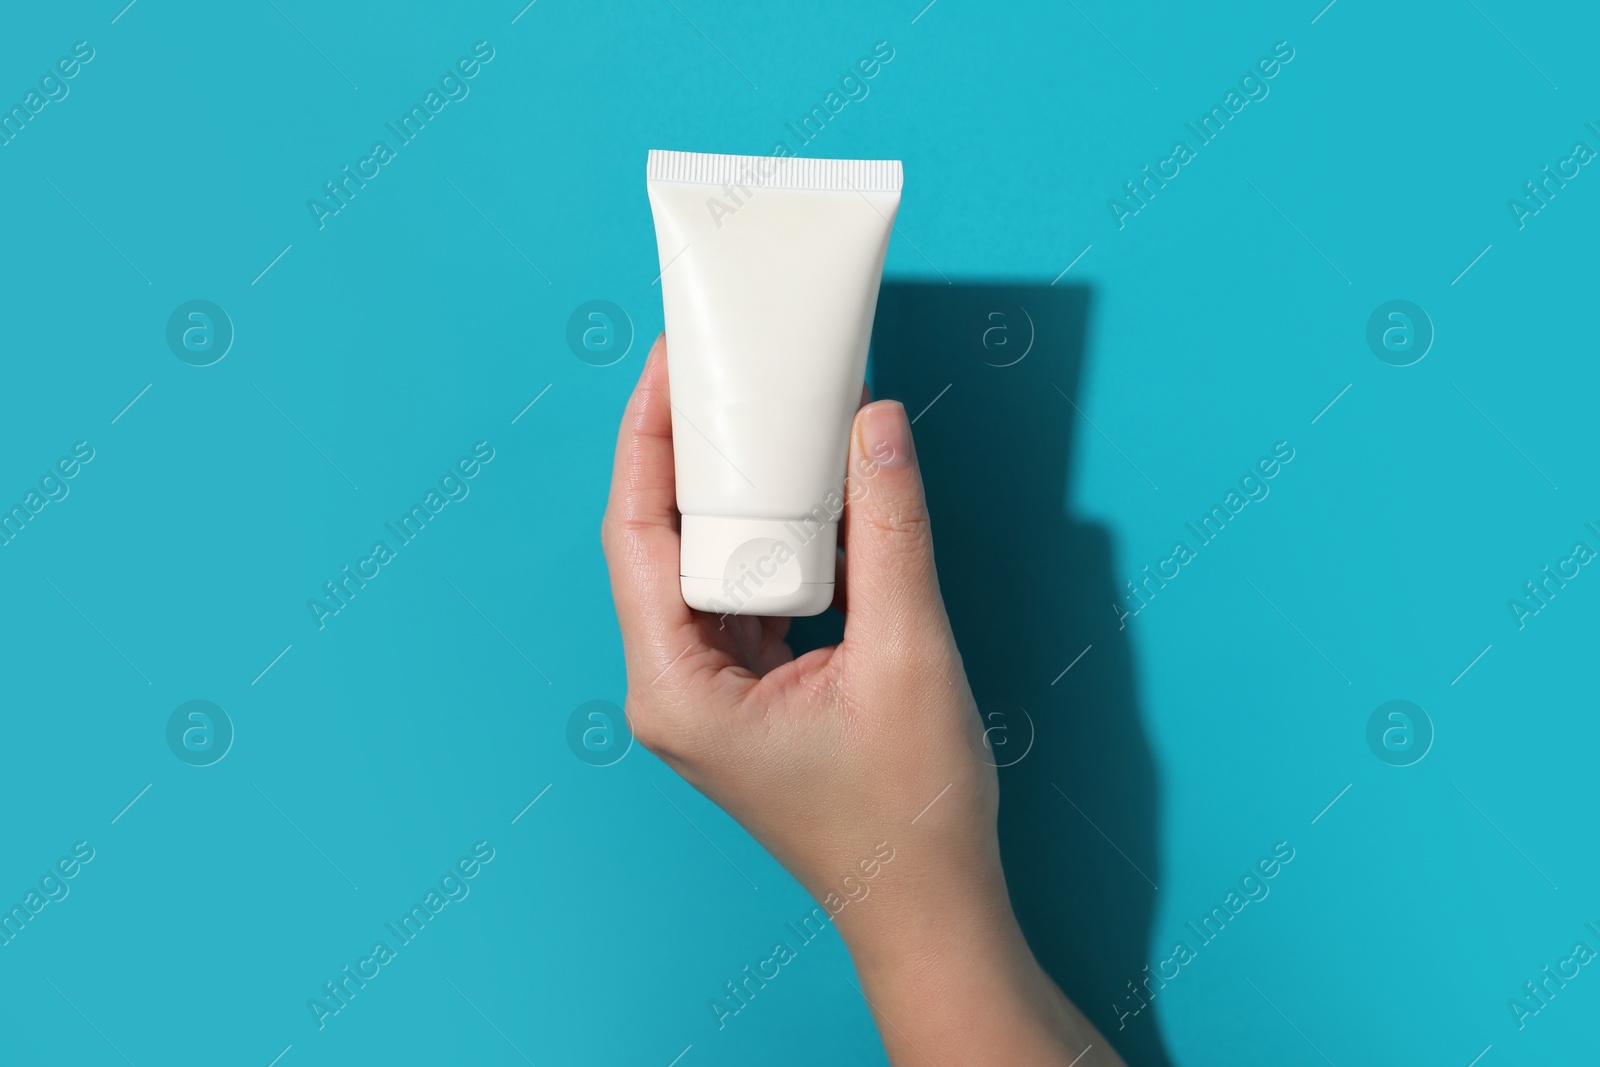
[1,1,1595,1064]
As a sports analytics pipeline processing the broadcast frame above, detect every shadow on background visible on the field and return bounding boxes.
[796,281,1172,1065]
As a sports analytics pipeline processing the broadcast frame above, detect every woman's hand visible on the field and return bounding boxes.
[602,334,1124,1066]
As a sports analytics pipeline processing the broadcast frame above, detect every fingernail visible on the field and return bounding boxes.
[860,401,911,468]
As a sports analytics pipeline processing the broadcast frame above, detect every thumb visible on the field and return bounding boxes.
[840,400,954,651]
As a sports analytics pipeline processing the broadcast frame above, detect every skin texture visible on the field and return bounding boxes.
[602,335,1126,1066]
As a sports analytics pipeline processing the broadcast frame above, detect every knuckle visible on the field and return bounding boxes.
[599,508,627,553]
[866,496,932,546]
[600,514,647,566]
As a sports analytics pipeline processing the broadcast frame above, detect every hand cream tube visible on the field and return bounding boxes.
[647,149,902,617]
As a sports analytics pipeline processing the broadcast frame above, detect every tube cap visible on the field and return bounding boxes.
[679,515,837,617]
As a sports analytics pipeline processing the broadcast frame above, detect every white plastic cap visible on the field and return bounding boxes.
[679,514,837,617]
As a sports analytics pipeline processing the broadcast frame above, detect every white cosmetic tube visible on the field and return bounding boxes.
[646,149,902,617]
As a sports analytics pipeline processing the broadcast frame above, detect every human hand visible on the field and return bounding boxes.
[602,335,1123,1065]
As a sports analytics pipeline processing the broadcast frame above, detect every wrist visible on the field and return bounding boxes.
[836,869,1113,1065]
[839,858,1022,980]
[850,913,1084,1064]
